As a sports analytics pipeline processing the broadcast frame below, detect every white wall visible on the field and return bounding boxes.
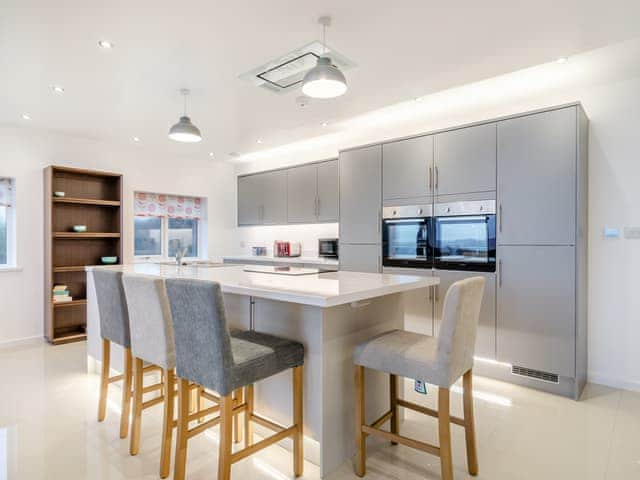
[233,38,640,391]
[0,128,236,345]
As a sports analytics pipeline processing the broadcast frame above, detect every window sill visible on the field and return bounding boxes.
[0,265,22,273]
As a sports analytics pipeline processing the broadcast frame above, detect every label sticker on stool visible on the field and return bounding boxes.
[414,380,427,394]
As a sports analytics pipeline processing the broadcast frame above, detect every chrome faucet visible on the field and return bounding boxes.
[175,247,188,266]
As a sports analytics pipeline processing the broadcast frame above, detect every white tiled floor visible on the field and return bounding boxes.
[1,341,639,479]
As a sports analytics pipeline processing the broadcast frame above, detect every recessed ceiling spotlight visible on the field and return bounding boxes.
[133,136,140,142]
[209,152,215,157]
[555,57,568,64]
[256,139,263,144]
[414,96,424,102]
[52,85,65,94]
[21,113,31,120]
[321,121,329,127]
[98,40,114,49]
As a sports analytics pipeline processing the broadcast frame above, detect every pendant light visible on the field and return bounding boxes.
[168,88,202,143]
[302,16,347,99]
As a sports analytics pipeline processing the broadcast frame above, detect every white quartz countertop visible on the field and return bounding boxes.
[223,254,339,266]
[87,264,438,307]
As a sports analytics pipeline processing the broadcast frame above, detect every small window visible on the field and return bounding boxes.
[168,218,198,258]
[133,192,205,259]
[0,178,14,266]
[134,216,162,256]
[0,206,7,265]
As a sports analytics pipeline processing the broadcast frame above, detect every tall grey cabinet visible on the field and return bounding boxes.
[496,105,588,399]
[339,145,382,272]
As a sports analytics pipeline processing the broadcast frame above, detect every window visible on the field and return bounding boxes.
[133,192,204,259]
[0,178,14,266]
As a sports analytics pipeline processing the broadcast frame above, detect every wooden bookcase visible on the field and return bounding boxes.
[44,166,123,344]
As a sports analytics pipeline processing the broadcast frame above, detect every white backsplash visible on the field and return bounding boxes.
[234,223,339,257]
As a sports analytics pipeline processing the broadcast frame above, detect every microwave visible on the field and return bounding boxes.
[318,238,339,258]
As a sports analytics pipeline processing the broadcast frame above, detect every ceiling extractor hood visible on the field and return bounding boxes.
[239,41,355,94]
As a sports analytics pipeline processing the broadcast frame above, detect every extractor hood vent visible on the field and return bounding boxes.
[511,365,559,384]
[239,41,355,94]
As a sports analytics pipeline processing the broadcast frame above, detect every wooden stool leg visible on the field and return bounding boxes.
[98,339,110,422]
[463,370,479,476]
[159,368,175,478]
[354,365,366,477]
[218,395,234,480]
[129,357,144,455]
[438,387,454,480]
[197,386,205,423]
[390,374,399,443]
[244,384,254,447]
[119,347,133,439]
[293,365,304,477]
[233,389,244,444]
[173,379,190,480]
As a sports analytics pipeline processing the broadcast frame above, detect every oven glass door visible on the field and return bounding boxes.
[383,218,432,268]
[434,214,496,271]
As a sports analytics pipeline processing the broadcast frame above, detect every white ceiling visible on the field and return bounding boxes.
[2,0,640,162]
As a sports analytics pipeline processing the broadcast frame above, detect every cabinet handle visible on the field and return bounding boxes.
[428,166,433,191]
[499,259,503,287]
[377,209,381,233]
[435,166,439,190]
[428,286,433,301]
[499,204,503,233]
[316,197,320,217]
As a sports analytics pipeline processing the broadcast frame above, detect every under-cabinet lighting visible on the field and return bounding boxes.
[474,356,512,368]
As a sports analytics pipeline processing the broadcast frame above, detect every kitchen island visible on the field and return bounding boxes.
[85,263,439,476]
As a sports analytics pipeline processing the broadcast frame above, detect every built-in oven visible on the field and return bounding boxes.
[382,204,433,268]
[433,200,496,272]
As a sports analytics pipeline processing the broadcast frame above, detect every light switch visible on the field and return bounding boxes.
[624,227,640,239]
[603,227,620,238]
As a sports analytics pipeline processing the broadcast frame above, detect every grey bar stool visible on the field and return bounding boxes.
[165,278,305,480]
[353,276,485,480]
[121,274,179,478]
[94,270,134,439]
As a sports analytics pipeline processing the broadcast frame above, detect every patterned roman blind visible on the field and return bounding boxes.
[134,192,203,219]
[0,178,13,207]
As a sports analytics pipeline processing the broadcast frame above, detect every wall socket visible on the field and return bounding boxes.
[624,227,640,239]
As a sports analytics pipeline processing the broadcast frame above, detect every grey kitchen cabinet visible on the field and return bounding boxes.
[497,245,576,378]
[237,174,262,225]
[383,135,433,201]
[287,163,317,223]
[316,159,339,222]
[497,106,577,245]
[339,145,382,244]
[260,170,287,225]
[434,270,496,360]
[383,267,435,336]
[434,123,496,197]
[287,160,339,224]
[237,170,287,226]
[339,244,380,273]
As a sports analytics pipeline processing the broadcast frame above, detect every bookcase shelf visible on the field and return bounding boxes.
[45,166,123,345]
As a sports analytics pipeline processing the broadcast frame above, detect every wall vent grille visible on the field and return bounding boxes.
[511,365,559,384]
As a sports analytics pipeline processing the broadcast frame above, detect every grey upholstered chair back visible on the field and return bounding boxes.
[122,274,176,370]
[436,277,485,383]
[165,278,234,393]
[93,270,131,348]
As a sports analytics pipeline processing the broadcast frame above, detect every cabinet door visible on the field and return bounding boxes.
[339,244,380,273]
[237,175,262,225]
[317,160,339,222]
[287,164,317,223]
[497,107,576,245]
[497,245,575,377]
[382,135,433,200]
[339,146,382,244]
[434,270,496,359]
[260,170,287,225]
[383,267,435,336]
[434,123,496,196]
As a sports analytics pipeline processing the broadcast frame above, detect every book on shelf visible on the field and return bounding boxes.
[53,295,73,303]
[53,289,70,296]
[53,284,68,292]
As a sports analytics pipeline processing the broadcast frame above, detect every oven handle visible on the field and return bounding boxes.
[429,166,433,191]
